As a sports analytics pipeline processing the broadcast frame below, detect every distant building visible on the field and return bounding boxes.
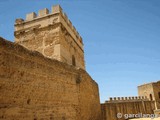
[101,80,160,120]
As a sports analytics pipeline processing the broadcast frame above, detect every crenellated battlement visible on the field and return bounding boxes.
[14,5,83,46]
[25,6,61,21]
[106,96,149,103]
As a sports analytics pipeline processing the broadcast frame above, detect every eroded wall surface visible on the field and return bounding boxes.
[0,37,101,120]
[101,101,155,120]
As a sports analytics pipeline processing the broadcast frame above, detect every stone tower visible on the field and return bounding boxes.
[14,5,85,69]
[138,80,160,109]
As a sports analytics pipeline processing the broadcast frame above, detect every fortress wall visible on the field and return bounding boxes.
[0,37,101,120]
[108,96,148,101]
[78,70,101,120]
[101,101,155,120]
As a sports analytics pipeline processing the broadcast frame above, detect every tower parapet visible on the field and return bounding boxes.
[14,5,85,69]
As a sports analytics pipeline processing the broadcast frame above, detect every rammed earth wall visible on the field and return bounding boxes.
[0,37,101,120]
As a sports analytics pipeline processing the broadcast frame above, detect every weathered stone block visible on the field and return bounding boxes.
[38,8,49,17]
[26,12,37,21]
[44,46,54,57]
[52,5,62,14]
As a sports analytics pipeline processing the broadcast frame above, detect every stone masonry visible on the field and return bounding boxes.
[138,81,160,110]
[101,81,160,120]
[101,96,155,120]
[0,4,160,120]
[14,5,85,69]
[0,5,101,120]
[0,37,101,120]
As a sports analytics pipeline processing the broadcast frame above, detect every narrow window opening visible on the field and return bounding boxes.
[158,92,160,99]
[150,94,153,101]
[72,55,76,66]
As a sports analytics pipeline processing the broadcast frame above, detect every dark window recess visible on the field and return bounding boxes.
[150,94,153,101]
[72,55,76,66]
[158,92,160,99]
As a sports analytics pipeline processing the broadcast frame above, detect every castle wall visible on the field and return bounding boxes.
[0,37,101,120]
[101,100,155,120]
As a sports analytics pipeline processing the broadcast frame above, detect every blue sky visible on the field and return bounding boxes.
[0,0,160,102]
